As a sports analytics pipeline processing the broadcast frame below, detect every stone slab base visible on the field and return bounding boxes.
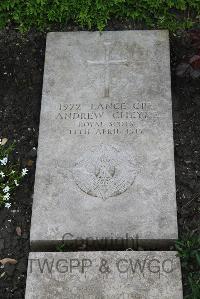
[25,251,183,299]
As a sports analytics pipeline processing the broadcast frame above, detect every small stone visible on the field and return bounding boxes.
[16,227,22,236]
[0,258,17,265]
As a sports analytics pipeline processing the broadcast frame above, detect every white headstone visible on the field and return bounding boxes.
[30,31,177,249]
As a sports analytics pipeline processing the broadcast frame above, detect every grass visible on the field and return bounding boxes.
[0,0,200,32]
[176,234,200,299]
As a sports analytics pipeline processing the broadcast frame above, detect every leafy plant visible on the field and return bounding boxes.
[0,0,200,32]
[56,243,65,252]
[176,234,200,299]
[0,138,28,209]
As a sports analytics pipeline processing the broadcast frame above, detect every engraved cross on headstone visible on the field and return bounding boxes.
[87,42,128,98]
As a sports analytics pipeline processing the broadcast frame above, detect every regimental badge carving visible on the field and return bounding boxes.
[72,145,137,199]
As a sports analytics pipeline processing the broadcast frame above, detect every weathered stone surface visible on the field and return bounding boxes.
[25,251,183,299]
[30,31,177,249]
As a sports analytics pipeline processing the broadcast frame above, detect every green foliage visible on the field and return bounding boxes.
[176,234,200,299]
[56,243,65,252]
[0,139,28,208]
[0,0,199,31]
